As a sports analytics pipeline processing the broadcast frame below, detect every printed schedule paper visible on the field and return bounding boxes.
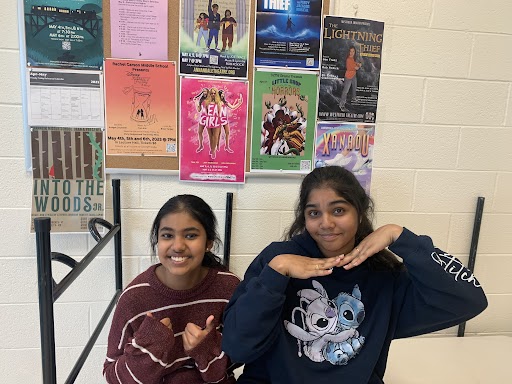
[27,68,104,128]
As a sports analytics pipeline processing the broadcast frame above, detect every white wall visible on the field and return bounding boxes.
[1,0,511,382]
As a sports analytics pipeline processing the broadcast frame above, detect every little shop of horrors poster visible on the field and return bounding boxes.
[180,77,248,184]
[251,69,317,173]
[314,122,374,194]
[318,16,383,123]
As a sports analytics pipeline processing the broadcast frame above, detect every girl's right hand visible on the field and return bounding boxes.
[269,254,344,279]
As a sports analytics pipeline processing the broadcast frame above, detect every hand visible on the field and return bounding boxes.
[342,224,403,270]
[269,254,345,279]
[146,312,173,332]
[183,315,215,352]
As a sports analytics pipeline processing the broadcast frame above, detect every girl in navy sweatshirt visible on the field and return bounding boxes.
[222,166,487,384]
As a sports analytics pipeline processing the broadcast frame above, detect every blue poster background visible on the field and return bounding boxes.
[24,0,103,69]
[255,0,322,69]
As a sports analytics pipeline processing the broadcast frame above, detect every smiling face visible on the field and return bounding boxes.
[304,187,359,258]
[156,211,212,290]
[349,47,356,58]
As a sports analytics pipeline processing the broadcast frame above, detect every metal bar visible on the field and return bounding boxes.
[35,217,57,384]
[223,192,234,268]
[53,224,120,301]
[113,179,123,290]
[64,290,121,384]
[457,196,485,337]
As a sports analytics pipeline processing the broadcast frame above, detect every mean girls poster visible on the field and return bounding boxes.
[180,77,248,183]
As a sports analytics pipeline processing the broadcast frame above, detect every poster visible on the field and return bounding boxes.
[318,16,384,123]
[314,122,374,194]
[31,128,105,233]
[254,0,322,69]
[24,0,103,69]
[27,68,104,128]
[110,0,168,60]
[180,76,248,183]
[104,59,177,156]
[179,0,250,78]
[251,69,317,173]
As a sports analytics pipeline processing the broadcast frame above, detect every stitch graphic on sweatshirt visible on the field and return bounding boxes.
[284,280,365,365]
[430,252,481,287]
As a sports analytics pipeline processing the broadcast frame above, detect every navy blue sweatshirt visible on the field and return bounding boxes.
[222,228,487,383]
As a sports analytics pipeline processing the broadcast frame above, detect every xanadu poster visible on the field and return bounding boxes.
[251,69,317,173]
[179,0,250,78]
[254,0,322,69]
[24,0,103,69]
[180,77,248,184]
[314,122,374,194]
[318,16,384,123]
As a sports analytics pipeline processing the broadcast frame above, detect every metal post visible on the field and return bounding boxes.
[458,196,485,337]
[112,179,123,290]
[223,192,234,269]
[35,217,57,384]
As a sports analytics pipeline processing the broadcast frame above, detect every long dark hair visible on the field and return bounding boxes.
[149,195,224,269]
[287,166,403,271]
[346,45,358,61]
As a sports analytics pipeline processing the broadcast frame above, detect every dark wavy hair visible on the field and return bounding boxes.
[287,166,403,271]
[149,195,224,269]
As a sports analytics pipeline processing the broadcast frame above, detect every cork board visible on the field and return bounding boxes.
[103,0,330,172]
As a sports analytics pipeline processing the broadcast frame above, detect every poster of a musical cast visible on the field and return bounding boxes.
[179,0,250,78]
[31,127,105,233]
[318,16,384,123]
[24,0,103,69]
[251,69,317,173]
[314,122,374,194]
[104,59,177,157]
[254,0,322,69]
[180,77,248,183]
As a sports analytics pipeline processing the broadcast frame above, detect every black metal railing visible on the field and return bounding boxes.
[457,196,485,337]
[35,179,122,384]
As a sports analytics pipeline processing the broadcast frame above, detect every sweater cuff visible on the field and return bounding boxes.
[186,328,222,367]
[260,263,290,293]
[388,227,419,257]
[134,315,175,350]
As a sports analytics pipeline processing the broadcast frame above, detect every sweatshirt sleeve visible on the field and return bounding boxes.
[222,249,290,363]
[185,327,231,383]
[390,228,488,339]
[103,312,179,384]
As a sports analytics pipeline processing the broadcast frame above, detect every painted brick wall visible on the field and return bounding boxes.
[1,1,510,382]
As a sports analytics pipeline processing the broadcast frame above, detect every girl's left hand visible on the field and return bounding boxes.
[182,315,215,351]
[342,224,403,270]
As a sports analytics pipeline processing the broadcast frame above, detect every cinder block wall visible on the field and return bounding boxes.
[1,0,511,382]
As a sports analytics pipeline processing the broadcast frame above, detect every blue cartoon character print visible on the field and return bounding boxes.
[325,285,366,365]
[284,280,365,365]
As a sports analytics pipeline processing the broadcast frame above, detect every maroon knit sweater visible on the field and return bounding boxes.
[103,264,240,384]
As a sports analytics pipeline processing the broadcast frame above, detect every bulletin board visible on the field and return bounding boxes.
[103,0,330,173]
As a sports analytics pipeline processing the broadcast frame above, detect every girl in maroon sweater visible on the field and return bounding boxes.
[104,195,240,383]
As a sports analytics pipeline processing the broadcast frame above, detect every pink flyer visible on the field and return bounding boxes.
[110,0,168,60]
[180,77,248,184]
